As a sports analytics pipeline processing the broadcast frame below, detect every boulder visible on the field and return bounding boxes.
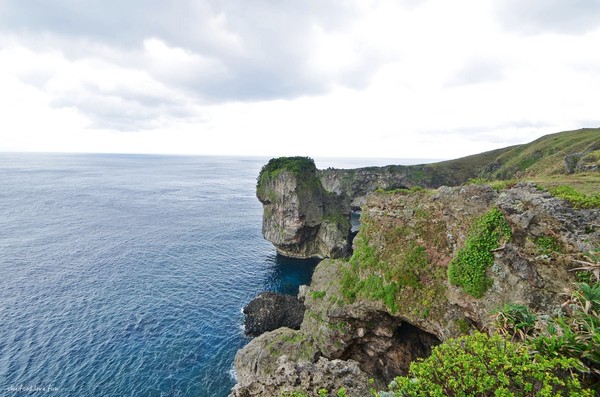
[230,328,370,397]
[243,292,305,337]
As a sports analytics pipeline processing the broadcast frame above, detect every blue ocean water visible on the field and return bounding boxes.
[0,154,321,397]
[0,153,428,396]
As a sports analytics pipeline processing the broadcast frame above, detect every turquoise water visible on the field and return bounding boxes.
[0,154,319,396]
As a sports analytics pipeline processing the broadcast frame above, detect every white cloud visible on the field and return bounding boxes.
[0,0,599,160]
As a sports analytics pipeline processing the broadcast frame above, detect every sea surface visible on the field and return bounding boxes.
[0,153,425,397]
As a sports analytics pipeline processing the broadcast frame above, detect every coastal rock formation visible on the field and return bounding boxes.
[243,292,305,337]
[230,328,370,397]
[317,183,598,339]
[256,157,351,259]
[232,182,600,394]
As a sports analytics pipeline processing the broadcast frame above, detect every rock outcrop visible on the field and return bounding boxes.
[232,183,600,395]
[230,328,370,397]
[256,158,351,259]
[243,292,305,337]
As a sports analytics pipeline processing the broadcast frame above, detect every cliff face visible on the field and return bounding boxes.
[256,159,350,259]
[233,183,600,395]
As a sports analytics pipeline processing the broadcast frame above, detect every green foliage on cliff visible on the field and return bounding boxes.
[258,156,317,181]
[448,208,512,298]
[394,128,600,191]
[385,332,593,396]
[546,185,600,209]
[495,282,600,390]
[257,156,322,202]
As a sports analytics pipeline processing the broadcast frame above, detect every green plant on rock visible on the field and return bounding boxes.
[530,283,600,381]
[386,332,593,396]
[535,235,561,256]
[259,156,316,179]
[466,178,517,192]
[494,282,600,391]
[448,208,512,298]
[494,303,537,341]
[280,387,347,397]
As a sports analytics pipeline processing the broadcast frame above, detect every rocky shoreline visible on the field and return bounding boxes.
[231,155,599,396]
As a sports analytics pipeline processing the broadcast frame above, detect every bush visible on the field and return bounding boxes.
[387,333,593,396]
[534,235,561,255]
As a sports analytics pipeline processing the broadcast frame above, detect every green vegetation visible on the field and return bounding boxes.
[533,283,600,376]
[266,330,317,363]
[482,128,600,180]
[384,332,593,396]
[534,235,562,255]
[311,290,326,300]
[256,156,323,201]
[494,303,537,340]
[340,234,432,313]
[448,208,512,298]
[379,128,600,192]
[467,177,518,191]
[258,156,317,180]
[375,186,427,194]
[281,387,347,397]
[546,185,600,209]
[493,281,600,391]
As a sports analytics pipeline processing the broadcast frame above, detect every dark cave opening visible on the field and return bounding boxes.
[339,318,441,386]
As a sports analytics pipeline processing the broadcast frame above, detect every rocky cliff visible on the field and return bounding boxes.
[256,157,351,259]
[258,130,600,260]
[233,183,599,395]
[241,130,600,395]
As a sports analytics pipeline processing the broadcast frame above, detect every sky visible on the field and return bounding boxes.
[1,0,599,160]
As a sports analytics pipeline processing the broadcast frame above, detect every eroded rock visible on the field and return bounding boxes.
[257,160,350,259]
[243,292,305,337]
[230,328,370,397]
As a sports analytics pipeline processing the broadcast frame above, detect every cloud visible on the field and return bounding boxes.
[0,1,599,159]
[0,0,377,102]
[495,0,600,35]
[447,59,506,87]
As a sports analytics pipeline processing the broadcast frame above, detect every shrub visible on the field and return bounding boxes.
[387,333,593,396]
[448,208,512,298]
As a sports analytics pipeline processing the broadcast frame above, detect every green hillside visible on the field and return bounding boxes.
[420,128,600,194]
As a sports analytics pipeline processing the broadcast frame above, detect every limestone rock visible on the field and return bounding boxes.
[243,292,305,337]
[238,181,600,394]
[299,183,599,386]
[230,328,370,397]
[257,162,350,259]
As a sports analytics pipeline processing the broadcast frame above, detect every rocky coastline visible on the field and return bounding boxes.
[232,144,600,396]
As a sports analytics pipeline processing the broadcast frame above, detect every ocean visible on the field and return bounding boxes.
[0,153,421,396]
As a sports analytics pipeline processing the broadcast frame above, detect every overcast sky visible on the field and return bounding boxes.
[1,0,599,160]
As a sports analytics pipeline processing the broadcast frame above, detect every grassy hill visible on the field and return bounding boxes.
[417,128,600,194]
